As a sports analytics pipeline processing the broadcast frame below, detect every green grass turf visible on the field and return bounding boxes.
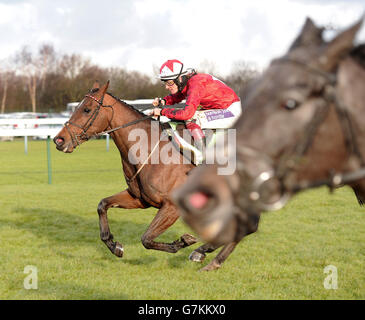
[0,139,364,299]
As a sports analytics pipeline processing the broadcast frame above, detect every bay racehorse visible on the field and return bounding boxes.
[53,81,237,271]
[173,17,365,263]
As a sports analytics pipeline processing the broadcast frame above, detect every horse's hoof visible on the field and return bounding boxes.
[181,234,198,247]
[189,251,206,263]
[114,242,124,258]
[199,261,221,272]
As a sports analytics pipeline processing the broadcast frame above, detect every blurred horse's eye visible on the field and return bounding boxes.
[283,99,299,110]
[84,108,91,113]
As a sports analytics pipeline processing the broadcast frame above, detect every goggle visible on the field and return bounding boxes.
[163,80,176,87]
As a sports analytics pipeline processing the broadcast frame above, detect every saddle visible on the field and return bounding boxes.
[142,109,228,166]
[161,121,221,166]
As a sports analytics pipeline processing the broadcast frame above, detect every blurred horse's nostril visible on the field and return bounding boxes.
[188,192,209,210]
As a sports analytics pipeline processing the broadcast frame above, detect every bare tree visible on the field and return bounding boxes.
[58,53,92,80]
[0,58,13,114]
[198,59,220,75]
[224,60,260,98]
[3,46,263,114]
[14,46,39,113]
[57,53,96,102]
[1,75,8,114]
[38,44,56,92]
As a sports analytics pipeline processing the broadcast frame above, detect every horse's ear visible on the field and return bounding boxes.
[100,80,110,95]
[320,15,364,71]
[92,81,100,90]
[289,17,324,51]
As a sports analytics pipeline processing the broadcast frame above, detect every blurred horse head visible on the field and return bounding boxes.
[173,16,365,247]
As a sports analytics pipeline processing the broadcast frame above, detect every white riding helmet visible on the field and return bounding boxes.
[157,59,189,81]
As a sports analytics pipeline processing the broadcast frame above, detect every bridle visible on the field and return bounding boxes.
[63,90,162,182]
[63,92,110,147]
[236,57,365,212]
[63,91,153,148]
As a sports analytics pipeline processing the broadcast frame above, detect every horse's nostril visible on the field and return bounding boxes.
[188,192,209,210]
[54,136,64,146]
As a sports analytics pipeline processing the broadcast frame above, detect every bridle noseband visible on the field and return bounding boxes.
[237,58,365,212]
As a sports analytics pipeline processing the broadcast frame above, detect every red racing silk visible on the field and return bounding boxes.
[161,73,240,121]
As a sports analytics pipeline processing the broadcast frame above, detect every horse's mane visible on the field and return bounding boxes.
[350,44,365,69]
[107,92,147,116]
[90,87,157,121]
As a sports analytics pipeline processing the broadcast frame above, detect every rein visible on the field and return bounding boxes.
[127,131,167,183]
[95,115,153,136]
[238,57,365,211]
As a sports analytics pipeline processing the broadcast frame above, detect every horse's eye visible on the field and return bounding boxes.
[283,99,299,110]
[84,108,91,114]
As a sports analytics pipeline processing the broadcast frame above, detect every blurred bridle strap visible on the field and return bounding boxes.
[276,58,365,191]
[273,57,337,85]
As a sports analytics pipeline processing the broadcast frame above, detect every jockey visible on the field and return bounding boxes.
[152,59,242,153]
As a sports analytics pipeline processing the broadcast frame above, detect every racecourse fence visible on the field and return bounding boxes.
[0,100,186,184]
[0,99,163,184]
[0,117,66,139]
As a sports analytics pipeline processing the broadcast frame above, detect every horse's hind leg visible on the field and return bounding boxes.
[141,200,198,253]
[97,189,146,257]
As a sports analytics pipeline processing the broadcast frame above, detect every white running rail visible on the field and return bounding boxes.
[0,118,66,138]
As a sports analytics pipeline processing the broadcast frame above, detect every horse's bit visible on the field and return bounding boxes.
[236,57,365,211]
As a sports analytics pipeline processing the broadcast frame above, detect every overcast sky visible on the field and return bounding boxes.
[0,0,364,76]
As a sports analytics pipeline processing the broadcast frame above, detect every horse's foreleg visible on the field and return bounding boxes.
[141,201,198,253]
[188,243,221,263]
[351,180,365,206]
[197,213,261,271]
[199,242,238,271]
[97,189,145,257]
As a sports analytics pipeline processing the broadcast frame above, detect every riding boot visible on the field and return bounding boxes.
[186,121,206,154]
[193,136,206,154]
